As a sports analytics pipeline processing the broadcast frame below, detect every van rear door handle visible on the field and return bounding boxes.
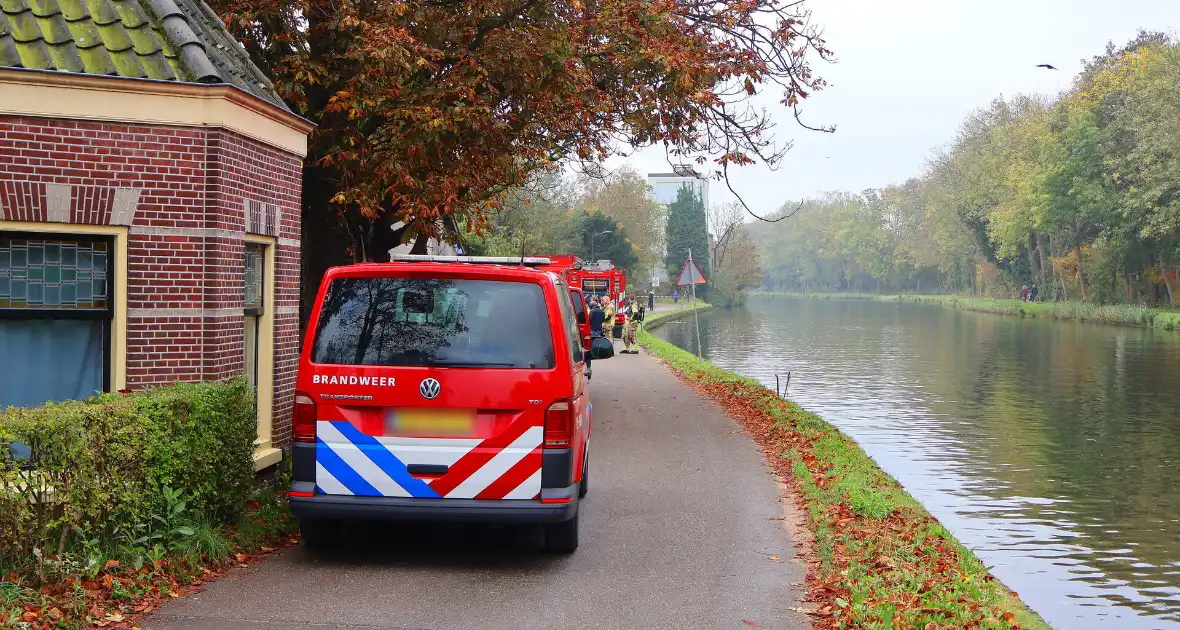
[406,464,449,475]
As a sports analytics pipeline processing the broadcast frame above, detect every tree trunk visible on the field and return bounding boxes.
[1165,270,1177,307]
[1075,244,1087,302]
[1026,233,1041,286]
[1037,233,1052,282]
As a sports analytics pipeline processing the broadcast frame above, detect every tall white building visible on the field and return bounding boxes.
[648,166,710,211]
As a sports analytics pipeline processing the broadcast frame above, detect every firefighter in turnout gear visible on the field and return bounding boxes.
[621,298,642,354]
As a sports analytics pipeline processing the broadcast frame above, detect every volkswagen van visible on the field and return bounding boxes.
[288,255,606,553]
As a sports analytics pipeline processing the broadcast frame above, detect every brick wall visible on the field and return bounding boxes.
[0,114,304,448]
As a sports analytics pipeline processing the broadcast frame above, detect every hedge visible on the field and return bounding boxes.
[0,379,257,579]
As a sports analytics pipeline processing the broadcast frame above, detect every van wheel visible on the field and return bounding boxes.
[578,454,589,498]
[543,514,579,554]
[299,519,334,548]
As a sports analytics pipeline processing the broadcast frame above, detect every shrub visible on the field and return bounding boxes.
[0,379,256,579]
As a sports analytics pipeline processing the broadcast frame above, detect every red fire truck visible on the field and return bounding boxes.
[540,255,626,303]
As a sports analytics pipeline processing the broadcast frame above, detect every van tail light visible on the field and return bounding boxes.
[544,400,572,448]
[293,392,317,443]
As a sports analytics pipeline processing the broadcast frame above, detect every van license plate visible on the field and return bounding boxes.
[387,409,475,436]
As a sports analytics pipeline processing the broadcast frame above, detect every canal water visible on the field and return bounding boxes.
[654,296,1180,629]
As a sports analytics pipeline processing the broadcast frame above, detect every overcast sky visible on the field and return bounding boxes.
[607,0,1178,218]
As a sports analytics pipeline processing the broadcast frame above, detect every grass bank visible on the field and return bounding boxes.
[750,290,1180,330]
[640,305,1049,630]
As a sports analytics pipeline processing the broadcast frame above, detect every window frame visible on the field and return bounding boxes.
[0,230,116,394]
[552,278,583,367]
[309,276,559,370]
[243,235,278,471]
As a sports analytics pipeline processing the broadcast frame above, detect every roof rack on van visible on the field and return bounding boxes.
[391,255,553,266]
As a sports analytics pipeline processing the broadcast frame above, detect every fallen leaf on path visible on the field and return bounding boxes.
[790,581,802,586]
[768,555,782,562]
[104,611,124,622]
[742,620,762,627]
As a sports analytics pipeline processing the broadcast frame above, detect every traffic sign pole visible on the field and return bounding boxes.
[688,249,702,363]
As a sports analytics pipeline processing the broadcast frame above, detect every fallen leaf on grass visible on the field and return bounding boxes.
[924,623,939,630]
[105,611,124,622]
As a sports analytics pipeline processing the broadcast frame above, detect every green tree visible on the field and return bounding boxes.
[576,211,639,273]
[665,186,711,297]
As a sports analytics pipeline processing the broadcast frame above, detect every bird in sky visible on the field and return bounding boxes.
[1036,64,1058,70]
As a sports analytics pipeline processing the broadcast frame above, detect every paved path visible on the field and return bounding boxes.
[146,348,808,630]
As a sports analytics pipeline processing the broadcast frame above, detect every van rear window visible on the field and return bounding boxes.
[311,277,556,369]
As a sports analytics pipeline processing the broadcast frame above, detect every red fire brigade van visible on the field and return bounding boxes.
[539,255,626,304]
[288,255,611,553]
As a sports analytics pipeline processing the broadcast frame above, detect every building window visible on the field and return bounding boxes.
[243,243,265,396]
[0,233,113,407]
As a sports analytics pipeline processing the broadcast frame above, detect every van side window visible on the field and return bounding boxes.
[552,280,583,366]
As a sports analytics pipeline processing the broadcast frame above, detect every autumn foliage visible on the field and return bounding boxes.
[207,0,831,287]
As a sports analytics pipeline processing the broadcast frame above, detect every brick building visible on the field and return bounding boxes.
[0,0,313,468]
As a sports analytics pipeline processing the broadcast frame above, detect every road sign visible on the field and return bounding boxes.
[676,256,708,286]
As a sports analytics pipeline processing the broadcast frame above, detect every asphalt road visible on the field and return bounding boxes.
[146,344,808,630]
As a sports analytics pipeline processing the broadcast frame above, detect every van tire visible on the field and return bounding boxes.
[299,519,334,548]
[543,514,579,554]
[578,453,589,498]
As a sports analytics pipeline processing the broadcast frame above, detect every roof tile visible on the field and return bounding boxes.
[85,0,119,26]
[94,19,131,51]
[46,37,84,71]
[28,0,61,18]
[0,0,27,14]
[13,35,49,67]
[57,0,87,21]
[75,38,115,72]
[0,34,20,66]
[124,21,158,54]
[0,0,288,110]
[64,15,99,47]
[6,10,41,43]
[38,13,74,44]
[110,0,145,28]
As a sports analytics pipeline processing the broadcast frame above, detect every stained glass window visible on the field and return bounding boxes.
[0,237,109,310]
[244,243,265,310]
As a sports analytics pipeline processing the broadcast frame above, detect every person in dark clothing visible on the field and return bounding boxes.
[1030,284,1038,302]
[648,290,655,311]
[585,297,606,377]
[588,297,606,337]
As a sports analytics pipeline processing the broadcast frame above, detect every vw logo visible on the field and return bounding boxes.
[419,378,441,400]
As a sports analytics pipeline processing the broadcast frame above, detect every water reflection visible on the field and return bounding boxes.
[656,297,1180,629]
